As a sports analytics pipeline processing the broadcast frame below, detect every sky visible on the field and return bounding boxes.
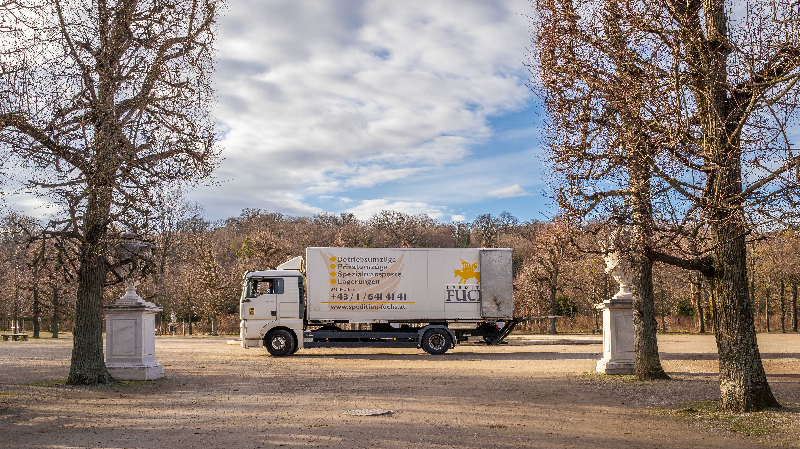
[187,0,552,223]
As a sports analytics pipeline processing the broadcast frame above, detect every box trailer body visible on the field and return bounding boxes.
[239,247,517,356]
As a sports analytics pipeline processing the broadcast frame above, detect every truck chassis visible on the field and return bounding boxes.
[264,319,524,357]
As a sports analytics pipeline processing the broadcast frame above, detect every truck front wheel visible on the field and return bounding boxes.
[265,329,296,357]
[421,328,451,355]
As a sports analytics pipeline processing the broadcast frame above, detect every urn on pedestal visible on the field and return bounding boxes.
[104,234,163,380]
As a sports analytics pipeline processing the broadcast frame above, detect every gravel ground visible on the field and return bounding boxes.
[1,333,798,448]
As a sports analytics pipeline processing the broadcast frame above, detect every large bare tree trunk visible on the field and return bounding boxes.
[708,219,779,411]
[629,156,669,380]
[630,254,669,379]
[702,135,778,411]
[698,0,778,411]
[68,189,114,385]
[69,251,113,384]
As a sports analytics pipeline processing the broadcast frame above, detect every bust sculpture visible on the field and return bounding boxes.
[601,228,633,301]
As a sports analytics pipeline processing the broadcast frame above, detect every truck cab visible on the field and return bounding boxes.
[239,270,304,353]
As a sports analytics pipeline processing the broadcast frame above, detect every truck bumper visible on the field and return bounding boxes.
[241,320,264,348]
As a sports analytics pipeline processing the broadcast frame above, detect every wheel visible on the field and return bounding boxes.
[265,329,296,357]
[421,328,451,355]
[483,335,497,345]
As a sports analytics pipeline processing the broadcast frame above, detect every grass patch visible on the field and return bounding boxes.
[579,371,637,383]
[678,401,776,436]
[661,401,800,446]
[25,380,67,388]
[23,378,161,391]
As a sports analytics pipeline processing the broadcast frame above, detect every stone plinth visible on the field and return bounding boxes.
[104,286,163,380]
[595,297,635,374]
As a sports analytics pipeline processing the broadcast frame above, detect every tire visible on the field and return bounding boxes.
[421,328,451,355]
[483,336,497,345]
[265,329,296,357]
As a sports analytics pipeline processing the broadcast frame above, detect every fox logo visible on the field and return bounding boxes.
[454,259,480,284]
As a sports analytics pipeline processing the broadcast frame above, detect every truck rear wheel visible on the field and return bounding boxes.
[421,328,451,355]
[265,329,296,357]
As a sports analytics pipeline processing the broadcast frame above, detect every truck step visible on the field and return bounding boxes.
[303,341,419,348]
[304,330,419,340]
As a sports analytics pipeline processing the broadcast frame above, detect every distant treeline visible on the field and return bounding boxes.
[1,208,798,336]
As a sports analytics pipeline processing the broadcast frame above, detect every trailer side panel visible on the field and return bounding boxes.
[306,248,511,321]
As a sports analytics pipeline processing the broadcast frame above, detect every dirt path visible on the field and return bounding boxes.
[1,333,798,448]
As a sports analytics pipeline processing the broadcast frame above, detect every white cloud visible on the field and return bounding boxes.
[338,165,423,190]
[346,199,446,221]
[451,214,466,222]
[3,191,59,219]
[186,189,322,218]
[488,184,529,198]
[191,0,534,219]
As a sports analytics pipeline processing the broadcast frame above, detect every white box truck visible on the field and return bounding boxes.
[239,247,519,356]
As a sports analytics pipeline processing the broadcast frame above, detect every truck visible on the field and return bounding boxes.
[239,247,520,356]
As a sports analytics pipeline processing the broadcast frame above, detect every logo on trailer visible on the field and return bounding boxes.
[446,258,481,303]
[445,284,480,302]
[454,259,480,284]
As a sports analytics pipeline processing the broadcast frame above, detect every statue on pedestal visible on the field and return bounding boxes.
[596,229,636,374]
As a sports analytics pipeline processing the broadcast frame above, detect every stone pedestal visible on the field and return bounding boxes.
[596,248,636,375]
[104,285,163,380]
[595,296,635,374]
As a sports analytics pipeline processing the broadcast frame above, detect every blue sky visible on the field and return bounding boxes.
[186,0,554,223]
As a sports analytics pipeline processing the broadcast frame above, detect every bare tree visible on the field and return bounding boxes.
[369,210,444,248]
[528,220,577,333]
[532,0,669,379]
[23,224,47,338]
[0,213,33,334]
[472,212,519,248]
[0,0,221,384]
[532,0,800,410]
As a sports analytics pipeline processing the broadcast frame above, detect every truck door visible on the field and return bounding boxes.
[479,250,514,318]
[244,277,279,320]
